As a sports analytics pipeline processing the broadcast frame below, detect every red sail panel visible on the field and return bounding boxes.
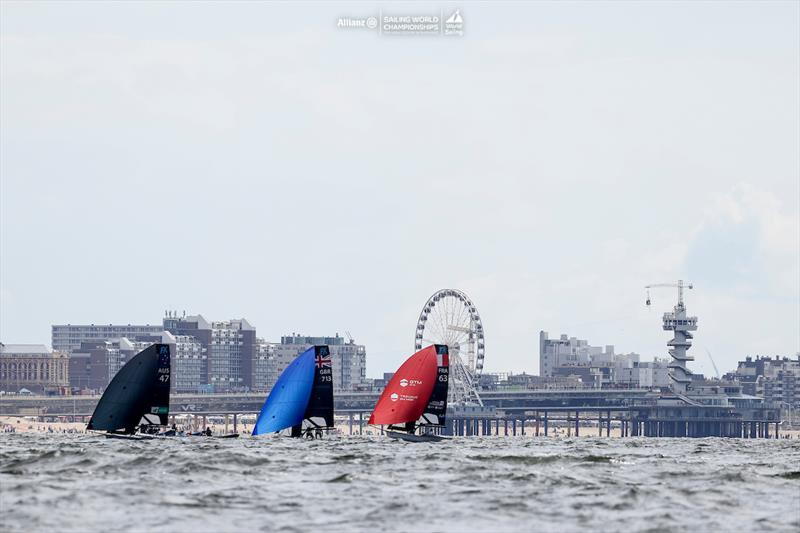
[369,346,438,426]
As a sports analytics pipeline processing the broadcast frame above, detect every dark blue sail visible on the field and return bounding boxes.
[252,347,315,435]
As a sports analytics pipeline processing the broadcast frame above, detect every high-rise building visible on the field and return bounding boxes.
[539,331,614,377]
[163,314,257,392]
[172,334,207,393]
[252,339,276,392]
[52,324,163,353]
[273,334,366,392]
[162,314,212,391]
[209,319,256,392]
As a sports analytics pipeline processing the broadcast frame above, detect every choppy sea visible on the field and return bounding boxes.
[1,434,798,532]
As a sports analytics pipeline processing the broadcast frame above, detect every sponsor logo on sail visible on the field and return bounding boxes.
[399,379,408,387]
[390,393,399,402]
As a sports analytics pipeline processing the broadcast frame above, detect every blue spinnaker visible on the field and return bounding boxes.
[252,347,315,435]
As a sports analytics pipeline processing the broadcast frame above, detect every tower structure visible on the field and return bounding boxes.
[646,280,697,394]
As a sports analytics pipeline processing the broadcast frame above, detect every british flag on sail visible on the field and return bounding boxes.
[315,351,331,369]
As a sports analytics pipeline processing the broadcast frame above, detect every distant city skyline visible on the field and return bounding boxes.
[2,2,798,377]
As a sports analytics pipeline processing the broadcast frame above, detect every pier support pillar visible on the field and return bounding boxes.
[575,411,579,437]
[512,419,517,436]
[544,412,549,436]
[233,414,238,433]
[349,413,353,435]
[521,419,525,436]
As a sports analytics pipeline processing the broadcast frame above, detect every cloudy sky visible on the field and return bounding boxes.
[1,1,798,377]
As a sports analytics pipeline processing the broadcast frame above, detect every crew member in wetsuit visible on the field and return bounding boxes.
[204,427,212,437]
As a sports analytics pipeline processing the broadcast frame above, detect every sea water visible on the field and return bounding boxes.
[1,434,798,532]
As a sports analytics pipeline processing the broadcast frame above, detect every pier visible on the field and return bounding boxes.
[1,388,782,438]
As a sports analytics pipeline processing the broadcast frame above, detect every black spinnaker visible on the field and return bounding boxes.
[87,344,171,434]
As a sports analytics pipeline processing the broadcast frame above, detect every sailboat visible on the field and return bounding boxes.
[252,345,334,439]
[87,344,171,440]
[369,344,450,442]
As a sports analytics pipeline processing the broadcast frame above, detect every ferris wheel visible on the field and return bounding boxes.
[414,289,485,405]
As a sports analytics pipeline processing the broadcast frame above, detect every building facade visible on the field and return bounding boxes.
[252,339,276,392]
[52,324,163,353]
[208,319,256,392]
[162,314,213,393]
[728,355,800,407]
[172,334,207,393]
[539,331,614,377]
[67,333,173,392]
[272,334,366,392]
[538,330,662,388]
[0,344,69,394]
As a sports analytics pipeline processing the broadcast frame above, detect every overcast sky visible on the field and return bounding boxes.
[1,1,798,377]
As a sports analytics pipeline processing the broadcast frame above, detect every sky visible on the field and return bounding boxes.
[1,1,798,378]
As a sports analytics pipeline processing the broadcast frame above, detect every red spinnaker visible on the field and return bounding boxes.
[369,346,439,426]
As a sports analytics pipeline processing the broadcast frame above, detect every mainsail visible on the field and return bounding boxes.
[252,345,334,436]
[369,345,449,432]
[302,345,334,429]
[421,345,449,427]
[87,344,171,434]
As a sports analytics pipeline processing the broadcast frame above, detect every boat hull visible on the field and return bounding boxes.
[386,430,449,443]
[104,433,154,441]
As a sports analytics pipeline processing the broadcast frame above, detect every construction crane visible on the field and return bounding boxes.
[645,279,693,308]
[705,349,721,379]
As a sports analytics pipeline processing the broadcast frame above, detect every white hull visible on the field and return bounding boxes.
[386,430,449,442]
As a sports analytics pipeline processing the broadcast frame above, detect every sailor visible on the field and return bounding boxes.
[204,427,212,437]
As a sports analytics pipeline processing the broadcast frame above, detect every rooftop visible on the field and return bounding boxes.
[0,343,51,355]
